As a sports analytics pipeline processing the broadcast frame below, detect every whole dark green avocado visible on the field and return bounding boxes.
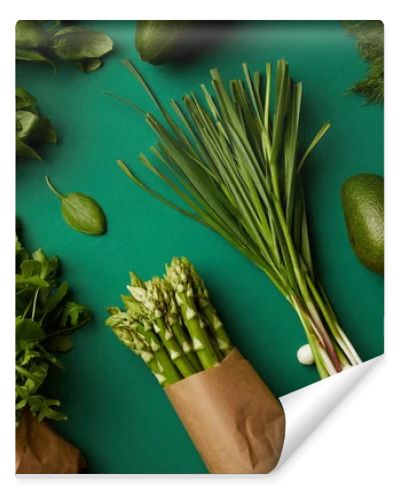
[135,21,192,65]
[341,173,384,274]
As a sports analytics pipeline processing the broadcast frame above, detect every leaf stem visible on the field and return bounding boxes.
[45,176,64,199]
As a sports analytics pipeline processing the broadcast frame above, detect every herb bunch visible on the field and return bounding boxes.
[106,257,233,385]
[16,231,91,423]
[116,59,362,378]
[343,21,384,104]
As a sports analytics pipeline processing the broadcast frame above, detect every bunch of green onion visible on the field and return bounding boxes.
[115,59,362,378]
[106,257,233,385]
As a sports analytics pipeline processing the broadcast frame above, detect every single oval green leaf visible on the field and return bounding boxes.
[16,110,41,141]
[79,57,102,72]
[45,176,107,236]
[52,27,113,60]
[16,20,49,49]
[16,47,55,67]
[62,192,107,235]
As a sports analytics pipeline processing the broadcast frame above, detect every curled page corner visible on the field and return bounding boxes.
[275,355,384,470]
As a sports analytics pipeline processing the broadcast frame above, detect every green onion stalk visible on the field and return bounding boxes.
[106,258,234,385]
[114,59,362,378]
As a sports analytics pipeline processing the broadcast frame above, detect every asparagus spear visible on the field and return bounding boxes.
[181,257,233,355]
[157,279,202,371]
[127,277,199,377]
[165,258,221,369]
[106,307,179,385]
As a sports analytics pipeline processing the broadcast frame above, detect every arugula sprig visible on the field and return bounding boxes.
[15,232,91,424]
[16,20,113,72]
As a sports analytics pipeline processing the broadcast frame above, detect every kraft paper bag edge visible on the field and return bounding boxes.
[165,348,285,474]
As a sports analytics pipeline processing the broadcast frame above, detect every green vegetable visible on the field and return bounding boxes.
[45,176,107,236]
[16,229,91,423]
[135,21,194,65]
[106,257,233,385]
[16,88,57,160]
[115,59,362,379]
[16,20,49,48]
[343,21,384,104]
[16,20,113,72]
[342,173,384,274]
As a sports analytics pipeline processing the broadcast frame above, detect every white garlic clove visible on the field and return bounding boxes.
[297,344,315,365]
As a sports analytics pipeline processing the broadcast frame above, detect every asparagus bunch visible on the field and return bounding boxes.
[106,257,233,385]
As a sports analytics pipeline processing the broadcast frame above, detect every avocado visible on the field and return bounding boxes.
[135,21,193,65]
[341,173,384,274]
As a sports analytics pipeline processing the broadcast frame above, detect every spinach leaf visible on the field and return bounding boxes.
[79,57,102,72]
[16,20,49,49]
[16,88,57,161]
[16,47,54,67]
[16,20,113,72]
[45,176,107,236]
[52,27,113,61]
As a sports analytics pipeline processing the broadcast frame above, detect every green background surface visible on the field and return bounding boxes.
[16,20,384,474]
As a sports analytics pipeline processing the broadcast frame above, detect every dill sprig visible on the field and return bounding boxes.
[343,20,384,104]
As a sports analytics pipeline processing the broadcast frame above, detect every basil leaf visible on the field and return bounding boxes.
[52,27,113,61]
[45,176,107,235]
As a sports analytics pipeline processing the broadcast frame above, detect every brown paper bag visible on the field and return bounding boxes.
[16,410,86,474]
[165,348,285,474]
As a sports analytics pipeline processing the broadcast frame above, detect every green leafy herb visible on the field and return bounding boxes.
[45,176,107,235]
[16,20,113,72]
[114,59,362,379]
[343,21,384,103]
[16,88,57,160]
[15,230,91,423]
